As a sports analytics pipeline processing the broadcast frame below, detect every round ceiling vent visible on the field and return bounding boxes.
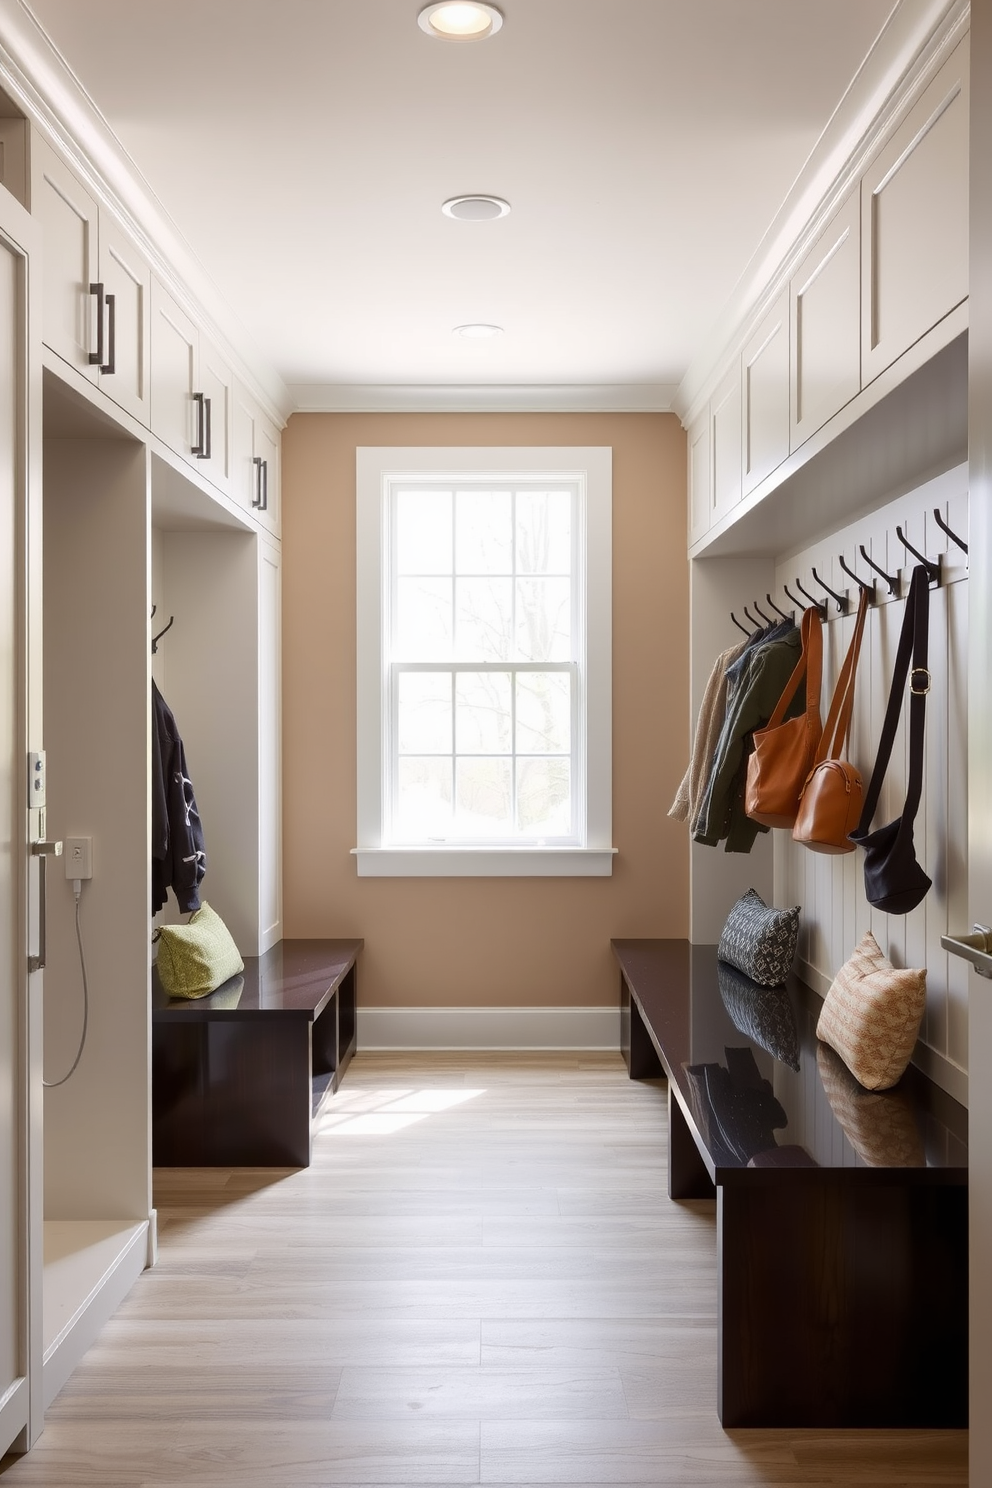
[442,195,511,222]
[453,323,503,339]
[417,4,503,41]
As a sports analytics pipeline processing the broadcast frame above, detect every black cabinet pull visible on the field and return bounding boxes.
[192,391,208,457]
[88,282,105,367]
[202,396,212,460]
[252,454,267,510]
[101,292,116,374]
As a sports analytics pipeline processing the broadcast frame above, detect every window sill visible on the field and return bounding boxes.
[352,847,618,878]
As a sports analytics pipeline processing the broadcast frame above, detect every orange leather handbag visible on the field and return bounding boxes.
[744,606,823,828]
[792,587,870,854]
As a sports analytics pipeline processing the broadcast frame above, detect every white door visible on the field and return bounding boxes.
[0,195,43,1456]
[969,10,992,1482]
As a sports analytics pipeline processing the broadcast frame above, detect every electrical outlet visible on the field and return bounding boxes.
[64,837,93,880]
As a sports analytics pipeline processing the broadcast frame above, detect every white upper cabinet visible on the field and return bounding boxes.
[150,278,197,459]
[150,277,234,496]
[232,379,281,537]
[688,409,711,547]
[861,34,969,385]
[197,333,234,498]
[742,289,790,496]
[32,136,150,424]
[710,363,742,524]
[790,190,861,451]
[96,212,151,424]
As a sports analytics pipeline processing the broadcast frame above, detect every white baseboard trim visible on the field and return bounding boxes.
[357,1005,621,1051]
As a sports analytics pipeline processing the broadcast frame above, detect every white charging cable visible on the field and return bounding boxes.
[43,880,90,1089]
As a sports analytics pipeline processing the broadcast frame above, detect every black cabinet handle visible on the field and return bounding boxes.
[88,281,105,367]
[101,292,116,375]
[252,455,267,511]
[192,391,208,457]
[202,396,212,460]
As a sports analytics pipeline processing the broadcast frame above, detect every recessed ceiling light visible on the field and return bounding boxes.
[418,3,503,41]
[442,195,511,221]
[453,323,503,339]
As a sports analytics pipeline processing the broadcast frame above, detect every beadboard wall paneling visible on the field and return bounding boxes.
[774,463,969,1095]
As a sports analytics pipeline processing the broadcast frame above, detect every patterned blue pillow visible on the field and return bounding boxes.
[718,888,800,988]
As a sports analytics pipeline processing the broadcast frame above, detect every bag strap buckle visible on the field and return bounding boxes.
[910,666,931,696]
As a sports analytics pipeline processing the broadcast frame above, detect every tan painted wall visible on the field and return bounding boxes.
[282,411,689,1008]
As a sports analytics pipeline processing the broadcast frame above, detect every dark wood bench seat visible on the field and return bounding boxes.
[153,938,362,1168]
[612,938,968,1429]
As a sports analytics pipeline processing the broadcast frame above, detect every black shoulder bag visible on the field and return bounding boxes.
[848,564,932,914]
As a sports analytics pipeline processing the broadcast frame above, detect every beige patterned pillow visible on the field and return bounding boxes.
[816,931,926,1091]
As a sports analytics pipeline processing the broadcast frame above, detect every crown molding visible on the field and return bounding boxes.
[674,0,970,428]
[288,382,678,414]
[0,0,292,425]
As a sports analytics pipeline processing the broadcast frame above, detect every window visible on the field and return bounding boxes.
[356,448,613,875]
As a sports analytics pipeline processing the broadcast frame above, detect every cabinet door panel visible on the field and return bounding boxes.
[231,381,259,515]
[98,213,149,425]
[711,364,742,523]
[688,412,711,545]
[743,290,790,495]
[255,415,280,537]
[791,191,860,450]
[150,279,197,460]
[32,140,98,380]
[862,34,969,383]
[198,337,233,496]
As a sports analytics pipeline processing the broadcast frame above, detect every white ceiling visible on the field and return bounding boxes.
[24,0,894,407]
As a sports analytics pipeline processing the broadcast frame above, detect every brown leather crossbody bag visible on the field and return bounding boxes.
[792,587,870,854]
[744,607,823,828]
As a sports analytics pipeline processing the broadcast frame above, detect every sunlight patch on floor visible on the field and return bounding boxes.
[316,1085,485,1136]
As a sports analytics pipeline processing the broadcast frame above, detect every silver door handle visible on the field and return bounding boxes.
[28,839,63,973]
[941,924,992,980]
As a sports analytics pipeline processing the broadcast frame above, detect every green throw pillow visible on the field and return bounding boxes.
[155,902,244,999]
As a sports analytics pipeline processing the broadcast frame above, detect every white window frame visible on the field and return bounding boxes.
[355,447,614,876]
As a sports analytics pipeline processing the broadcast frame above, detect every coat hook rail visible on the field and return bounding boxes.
[895,524,940,584]
[793,578,827,620]
[933,507,968,555]
[838,553,876,601]
[730,610,751,636]
[858,544,898,596]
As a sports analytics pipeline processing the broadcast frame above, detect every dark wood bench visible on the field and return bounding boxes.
[152,938,362,1168]
[612,938,968,1429]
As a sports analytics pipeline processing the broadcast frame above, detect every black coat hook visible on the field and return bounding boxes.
[810,566,849,614]
[782,582,806,615]
[793,577,827,620]
[151,614,175,653]
[752,599,772,625]
[858,544,898,597]
[896,524,940,583]
[933,507,968,555]
[730,610,751,636]
[837,553,876,601]
[742,605,763,630]
[765,592,791,621]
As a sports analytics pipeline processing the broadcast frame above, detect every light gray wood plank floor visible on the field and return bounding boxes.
[0,1052,968,1485]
